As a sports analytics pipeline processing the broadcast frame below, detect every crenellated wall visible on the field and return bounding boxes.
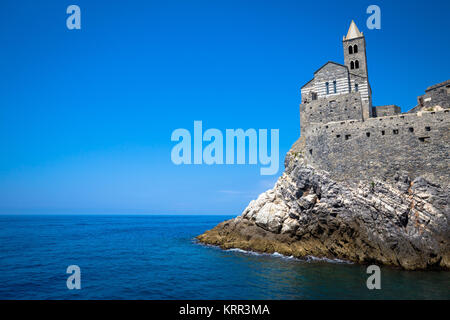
[302,110,450,185]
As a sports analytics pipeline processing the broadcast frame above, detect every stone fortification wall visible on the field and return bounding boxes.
[302,110,450,185]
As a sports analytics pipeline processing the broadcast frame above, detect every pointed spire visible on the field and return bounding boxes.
[343,20,363,40]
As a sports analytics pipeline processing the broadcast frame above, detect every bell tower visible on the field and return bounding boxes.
[343,20,372,119]
[343,20,368,79]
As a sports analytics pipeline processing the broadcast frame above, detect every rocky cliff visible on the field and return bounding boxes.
[197,137,450,270]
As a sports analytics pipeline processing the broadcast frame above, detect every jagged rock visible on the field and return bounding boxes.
[197,147,450,270]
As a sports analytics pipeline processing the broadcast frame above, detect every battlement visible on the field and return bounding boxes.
[302,109,450,185]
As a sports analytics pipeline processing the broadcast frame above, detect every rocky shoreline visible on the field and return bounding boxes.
[197,139,449,270]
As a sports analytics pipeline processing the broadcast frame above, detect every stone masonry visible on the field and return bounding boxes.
[299,21,450,186]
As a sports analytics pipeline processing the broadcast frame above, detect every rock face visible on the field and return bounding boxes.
[197,139,450,270]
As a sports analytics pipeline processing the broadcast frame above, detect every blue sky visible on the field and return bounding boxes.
[0,0,449,214]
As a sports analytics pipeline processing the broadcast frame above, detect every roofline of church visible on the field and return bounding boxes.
[313,61,347,75]
[301,78,314,89]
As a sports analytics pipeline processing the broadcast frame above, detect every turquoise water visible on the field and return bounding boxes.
[0,215,448,299]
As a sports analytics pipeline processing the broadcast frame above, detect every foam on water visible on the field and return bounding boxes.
[225,247,352,264]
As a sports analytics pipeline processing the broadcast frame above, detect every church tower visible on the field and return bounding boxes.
[343,20,368,79]
[343,20,372,119]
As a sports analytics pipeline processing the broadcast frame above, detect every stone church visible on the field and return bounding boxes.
[299,21,449,133]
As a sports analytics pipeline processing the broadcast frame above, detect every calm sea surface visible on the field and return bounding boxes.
[0,215,448,299]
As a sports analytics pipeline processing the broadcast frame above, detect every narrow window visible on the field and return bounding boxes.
[366,132,370,137]
[312,92,317,100]
[350,61,354,69]
[353,45,358,53]
[393,129,399,134]
[409,127,414,132]
[419,137,429,142]
[309,149,313,155]
[355,83,359,92]
[381,130,385,135]
[345,134,351,140]
[333,80,337,93]
[355,60,359,69]
[348,46,353,54]
[425,126,431,131]
[325,82,329,94]
[336,135,341,138]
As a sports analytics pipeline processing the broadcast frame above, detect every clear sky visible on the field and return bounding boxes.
[0,0,449,214]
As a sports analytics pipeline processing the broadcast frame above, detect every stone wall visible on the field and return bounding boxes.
[373,105,401,117]
[420,83,450,110]
[302,110,450,185]
[300,92,364,130]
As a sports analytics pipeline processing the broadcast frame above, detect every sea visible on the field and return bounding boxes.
[0,215,448,300]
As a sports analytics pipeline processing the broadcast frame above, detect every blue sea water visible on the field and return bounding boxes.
[0,215,448,300]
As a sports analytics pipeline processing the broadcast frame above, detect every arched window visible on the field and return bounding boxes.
[355,84,359,92]
[325,82,329,94]
[350,61,354,69]
[348,46,353,54]
[355,60,359,69]
[353,45,358,53]
[333,80,337,93]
